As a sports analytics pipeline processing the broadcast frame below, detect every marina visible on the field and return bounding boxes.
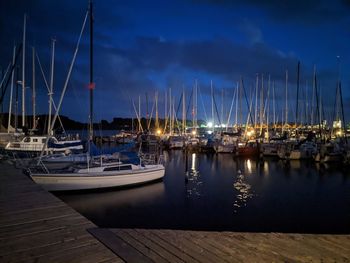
[1,0,350,261]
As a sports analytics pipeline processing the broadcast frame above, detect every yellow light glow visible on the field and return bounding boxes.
[246,159,252,173]
[157,129,161,135]
[192,130,197,135]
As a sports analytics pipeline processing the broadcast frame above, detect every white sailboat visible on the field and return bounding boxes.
[28,1,165,191]
[28,162,165,191]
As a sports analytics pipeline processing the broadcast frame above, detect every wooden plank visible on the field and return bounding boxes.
[33,241,123,263]
[0,214,91,239]
[0,205,78,227]
[89,228,153,263]
[153,229,222,263]
[135,229,198,263]
[185,231,243,262]
[112,229,170,263]
[176,230,237,263]
[0,224,92,255]
[0,235,97,262]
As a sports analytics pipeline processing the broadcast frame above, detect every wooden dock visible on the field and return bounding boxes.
[0,161,122,263]
[1,160,350,262]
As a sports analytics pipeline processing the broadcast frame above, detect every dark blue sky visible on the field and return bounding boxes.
[1,0,349,124]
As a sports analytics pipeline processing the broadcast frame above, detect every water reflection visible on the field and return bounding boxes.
[58,182,165,215]
[57,150,350,233]
[233,159,254,213]
[186,153,202,198]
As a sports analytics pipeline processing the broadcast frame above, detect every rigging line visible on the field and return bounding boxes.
[37,10,89,164]
[36,52,66,135]
[132,99,143,132]
[212,90,221,126]
[0,62,11,89]
[198,85,208,122]
[147,97,155,130]
[226,83,237,128]
[0,44,22,106]
[241,78,254,127]
[186,87,193,120]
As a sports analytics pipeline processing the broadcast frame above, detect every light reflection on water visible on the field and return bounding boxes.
[57,150,350,233]
[186,153,202,197]
[233,165,253,213]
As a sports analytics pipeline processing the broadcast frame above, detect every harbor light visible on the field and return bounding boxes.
[192,130,197,135]
[156,129,161,135]
[336,130,342,136]
[207,122,213,128]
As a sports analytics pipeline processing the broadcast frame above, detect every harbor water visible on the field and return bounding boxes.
[57,150,350,234]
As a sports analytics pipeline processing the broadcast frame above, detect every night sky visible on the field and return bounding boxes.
[0,0,349,124]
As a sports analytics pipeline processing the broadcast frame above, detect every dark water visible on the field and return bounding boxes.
[57,150,350,234]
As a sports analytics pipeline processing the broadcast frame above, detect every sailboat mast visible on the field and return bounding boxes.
[182,87,185,134]
[273,81,276,130]
[8,45,16,133]
[48,39,55,135]
[211,80,214,132]
[295,61,300,128]
[32,47,36,129]
[22,14,26,127]
[195,80,198,132]
[259,74,264,135]
[89,0,94,140]
[15,67,19,131]
[155,91,159,130]
[254,73,258,130]
[285,70,288,131]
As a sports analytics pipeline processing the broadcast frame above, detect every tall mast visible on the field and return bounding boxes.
[314,66,322,140]
[145,92,149,126]
[211,80,214,132]
[259,74,264,135]
[272,80,276,130]
[138,95,141,132]
[8,45,16,133]
[48,39,55,135]
[32,47,36,129]
[182,87,185,134]
[155,91,159,130]
[295,61,300,127]
[22,14,26,127]
[195,79,198,132]
[221,88,224,128]
[254,73,258,130]
[285,70,288,131]
[235,82,238,128]
[89,0,94,140]
[164,90,167,132]
[169,88,172,134]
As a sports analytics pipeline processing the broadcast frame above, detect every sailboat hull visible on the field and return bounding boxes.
[29,165,165,191]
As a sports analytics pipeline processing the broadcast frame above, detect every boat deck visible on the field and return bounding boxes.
[1,160,350,262]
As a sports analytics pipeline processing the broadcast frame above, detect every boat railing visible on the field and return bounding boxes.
[139,152,163,165]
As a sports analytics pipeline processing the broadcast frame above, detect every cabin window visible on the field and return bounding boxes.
[103,165,132,172]
[33,139,38,142]
[24,137,31,142]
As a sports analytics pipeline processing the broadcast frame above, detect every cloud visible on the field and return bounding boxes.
[197,0,350,25]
